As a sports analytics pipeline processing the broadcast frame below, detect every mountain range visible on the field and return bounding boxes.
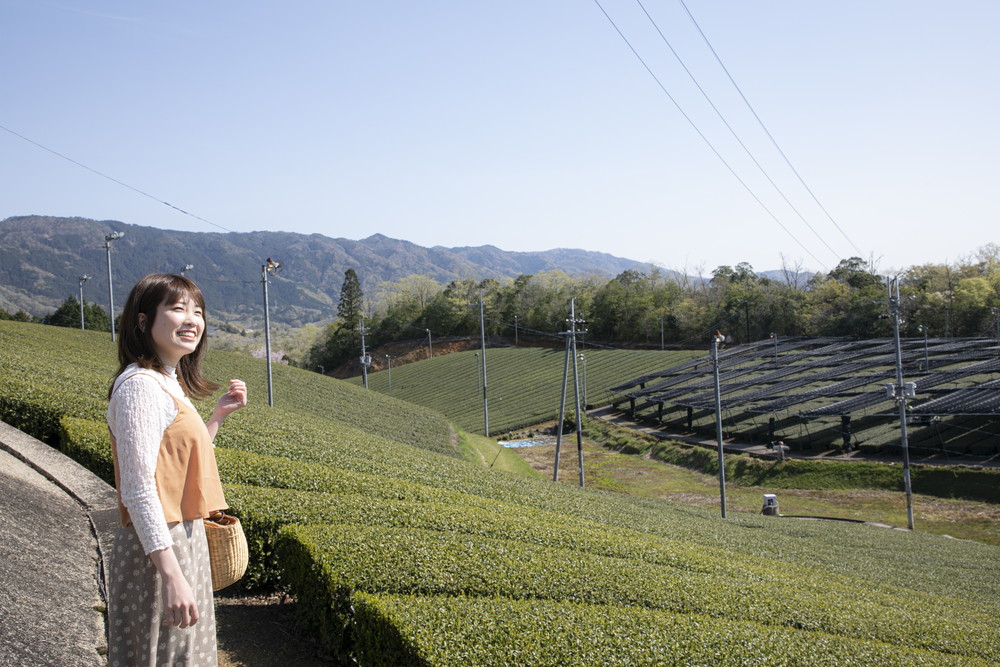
[0,215,650,327]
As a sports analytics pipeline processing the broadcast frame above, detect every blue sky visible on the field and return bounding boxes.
[3,1,996,275]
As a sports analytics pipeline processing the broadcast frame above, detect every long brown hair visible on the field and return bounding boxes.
[109,274,218,400]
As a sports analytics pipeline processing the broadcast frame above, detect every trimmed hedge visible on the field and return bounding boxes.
[278,523,1000,662]
[352,593,992,667]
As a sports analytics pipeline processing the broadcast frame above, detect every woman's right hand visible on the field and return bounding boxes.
[149,547,199,628]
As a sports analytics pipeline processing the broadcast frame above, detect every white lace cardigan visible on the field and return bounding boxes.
[106,364,199,555]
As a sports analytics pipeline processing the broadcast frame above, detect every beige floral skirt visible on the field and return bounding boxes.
[107,519,217,666]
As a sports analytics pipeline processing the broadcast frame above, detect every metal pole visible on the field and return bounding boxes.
[578,353,587,407]
[659,315,664,350]
[78,274,90,330]
[103,232,123,341]
[426,329,433,358]
[711,333,728,519]
[917,325,929,371]
[570,306,585,488]
[770,332,778,360]
[386,355,392,391]
[262,263,274,407]
[889,278,915,530]
[479,292,489,436]
[553,301,575,483]
[359,316,370,390]
[514,314,519,347]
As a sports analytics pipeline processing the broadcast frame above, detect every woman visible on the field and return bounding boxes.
[106,273,247,665]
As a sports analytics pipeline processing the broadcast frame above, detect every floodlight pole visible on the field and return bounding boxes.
[513,314,519,346]
[358,317,371,390]
[479,292,489,436]
[78,274,91,330]
[711,332,728,519]
[917,325,929,371]
[426,329,433,359]
[770,332,778,361]
[103,231,124,341]
[261,258,281,407]
[889,277,915,530]
[385,355,393,391]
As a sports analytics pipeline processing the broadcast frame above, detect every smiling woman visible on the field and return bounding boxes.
[105,273,248,666]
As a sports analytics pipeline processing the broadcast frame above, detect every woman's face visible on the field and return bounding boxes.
[140,292,204,367]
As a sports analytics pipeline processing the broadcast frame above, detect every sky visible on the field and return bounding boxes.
[2,1,997,276]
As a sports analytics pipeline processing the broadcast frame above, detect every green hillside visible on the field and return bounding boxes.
[348,346,701,435]
[2,320,999,665]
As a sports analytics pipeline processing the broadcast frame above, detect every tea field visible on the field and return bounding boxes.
[2,320,998,665]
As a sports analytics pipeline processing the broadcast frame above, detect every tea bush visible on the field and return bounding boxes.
[352,594,991,667]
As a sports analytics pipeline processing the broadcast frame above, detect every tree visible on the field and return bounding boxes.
[337,269,364,330]
[41,296,110,331]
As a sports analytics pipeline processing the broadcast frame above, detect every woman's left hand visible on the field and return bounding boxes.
[214,379,247,418]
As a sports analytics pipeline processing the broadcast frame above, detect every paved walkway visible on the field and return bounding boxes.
[0,420,117,666]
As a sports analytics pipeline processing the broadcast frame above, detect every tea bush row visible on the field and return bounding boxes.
[277,523,999,662]
[352,593,990,667]
[350,347,698,434]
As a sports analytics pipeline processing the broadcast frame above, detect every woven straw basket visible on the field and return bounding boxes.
[204,511,249,592]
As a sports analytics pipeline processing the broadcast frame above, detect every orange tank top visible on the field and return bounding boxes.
[110,378,228,526]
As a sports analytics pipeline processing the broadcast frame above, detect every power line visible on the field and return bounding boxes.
[675,0,865,258]
[633,0,844,263]
[590,0,828,270]
[0,123,236,234]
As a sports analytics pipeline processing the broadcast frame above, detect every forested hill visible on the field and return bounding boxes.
[0,215,646,326]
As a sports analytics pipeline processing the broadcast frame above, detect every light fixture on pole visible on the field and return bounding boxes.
[478,291,489,437]
[261,257,283,407]
[78,274,91,330]
[103,231,124,341]
[358,316,371,390]
[916,325,929,371]
[711,329,728,519]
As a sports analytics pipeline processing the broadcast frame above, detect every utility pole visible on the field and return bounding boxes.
[385,355,394,391]
[711,330,728,519]
[426,329,433,359]
[261,258,282,407]
[358,316,371,390]
[553,298,586,487]
[103,231,124,341]
[887,276,916,530]
[78,274,91,330]
[478,291,489,436]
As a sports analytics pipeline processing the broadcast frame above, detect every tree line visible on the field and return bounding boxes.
[307,246,1000,372]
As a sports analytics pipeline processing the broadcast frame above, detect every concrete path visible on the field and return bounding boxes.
[0,420,117,666]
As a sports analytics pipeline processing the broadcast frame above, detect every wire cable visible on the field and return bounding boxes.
[634,0,843,263]
[590,0,828,270]
[0,123,236,234]
[675,0,865,258]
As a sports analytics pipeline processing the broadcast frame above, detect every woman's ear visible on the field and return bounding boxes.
[137,313,147,333]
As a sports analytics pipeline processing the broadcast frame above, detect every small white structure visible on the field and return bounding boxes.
[762,493,779,516]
